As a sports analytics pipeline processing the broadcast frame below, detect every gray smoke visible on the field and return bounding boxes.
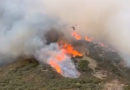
[43,0,130,66]
[1,0,130,78]
[35,43,80,78]
[0,0,50,63]
[0,0,80,78]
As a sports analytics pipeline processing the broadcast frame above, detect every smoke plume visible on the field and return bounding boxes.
[44,0,130,66]
[0,0,130,78]
[0,0,80,78]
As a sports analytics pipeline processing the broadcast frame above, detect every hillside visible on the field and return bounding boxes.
[0,42,130,90]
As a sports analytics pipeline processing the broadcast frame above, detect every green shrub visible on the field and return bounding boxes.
[78,60,91,72]
[124,85,130,90]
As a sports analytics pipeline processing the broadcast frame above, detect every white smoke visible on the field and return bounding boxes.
[43,0,130,66]
[0,0,79,78]
[1,0,130,78]
[0,0,60,61]
[35,43,80,78]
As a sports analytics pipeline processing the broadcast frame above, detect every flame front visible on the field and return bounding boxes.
[48,42,82,77]
[72,31,81,40]
[49,60,62,73]
[62,42,83,57]
[85,36,92,42]
[49,50,65,75]
[47,29,106,78]
[71,30,93,43]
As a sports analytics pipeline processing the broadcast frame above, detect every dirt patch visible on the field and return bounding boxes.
[81,56,97,71]
[93,70,108,80]
[103,80,125,90]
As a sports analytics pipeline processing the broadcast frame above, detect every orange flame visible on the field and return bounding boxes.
[72,31,81,40]
[55,51,65,61]
[48,41,83,74]
[63,43,82,57]
[85,36,92,42]
[59,41,83,57]
[49,60,62,74]
[49,50,65,75]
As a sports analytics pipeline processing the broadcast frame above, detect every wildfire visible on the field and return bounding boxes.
[48,41,82,76]
[48,28,106,77]
[85,36,92,42]
[59,41,83,57]
[49,50,65,75]
[72,31,81,40]
[71,30,93,43]
[49,60,62,73]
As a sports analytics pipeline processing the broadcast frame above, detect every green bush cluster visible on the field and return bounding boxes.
[78,60,92,72]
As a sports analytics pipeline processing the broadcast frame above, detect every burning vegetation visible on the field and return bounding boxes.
[35,26,125,79]
[0,29,130,89]
[0,0,130,89]
[0,27,130,89]
[43,27,99,78]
